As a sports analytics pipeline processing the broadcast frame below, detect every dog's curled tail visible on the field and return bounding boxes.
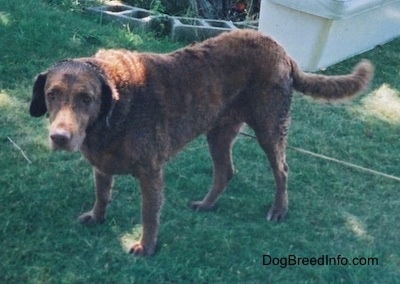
[291,59,374,101]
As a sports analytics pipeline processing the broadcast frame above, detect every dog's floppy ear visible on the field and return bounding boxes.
[30,72,48,117]
[100,82,117,126]
[82,59,119,127]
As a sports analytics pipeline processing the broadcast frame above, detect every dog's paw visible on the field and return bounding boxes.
[189,200,214,211]
[77,211,104,225]
[266,206,288,222]
[129,242,155,257]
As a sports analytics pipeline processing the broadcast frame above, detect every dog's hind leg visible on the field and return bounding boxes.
[250,84,292,222]
[190,120,243,211]
[256,129,289,222]
[78,168,114,224]
[251,104,291,222]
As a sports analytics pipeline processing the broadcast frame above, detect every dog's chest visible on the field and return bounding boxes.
[80,136,137,175]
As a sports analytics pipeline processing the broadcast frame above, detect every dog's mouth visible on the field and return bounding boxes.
[49,128,83,152]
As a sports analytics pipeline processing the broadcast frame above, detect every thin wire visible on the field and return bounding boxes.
[239,132,400,183]
[7,136,32,164]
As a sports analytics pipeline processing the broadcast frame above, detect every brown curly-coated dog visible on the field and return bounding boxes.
[30,30,373,256]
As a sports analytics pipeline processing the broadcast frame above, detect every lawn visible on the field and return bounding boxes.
[1,0,400,283]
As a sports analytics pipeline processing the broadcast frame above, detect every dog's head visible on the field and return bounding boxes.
[30,60,115,151]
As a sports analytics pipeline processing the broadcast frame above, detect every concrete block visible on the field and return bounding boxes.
[86,3,238,41]
[86,3,158,31]
[171,17,237,41]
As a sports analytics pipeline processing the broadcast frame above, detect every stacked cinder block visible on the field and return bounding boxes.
[86,2,239,41]
[170,17,237,41]
[86,3,157,31]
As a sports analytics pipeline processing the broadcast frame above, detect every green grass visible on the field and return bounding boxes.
[1,0,400,283]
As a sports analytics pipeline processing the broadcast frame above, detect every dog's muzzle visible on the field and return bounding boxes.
[50,128,72,150]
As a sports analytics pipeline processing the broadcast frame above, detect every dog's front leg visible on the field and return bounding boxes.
[78,168,113,224]
[129,167,164,257]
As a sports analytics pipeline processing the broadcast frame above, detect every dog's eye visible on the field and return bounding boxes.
[47,92,56,101]
[80,94,93,104]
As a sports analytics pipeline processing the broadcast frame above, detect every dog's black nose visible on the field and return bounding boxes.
[50,129,71,146]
